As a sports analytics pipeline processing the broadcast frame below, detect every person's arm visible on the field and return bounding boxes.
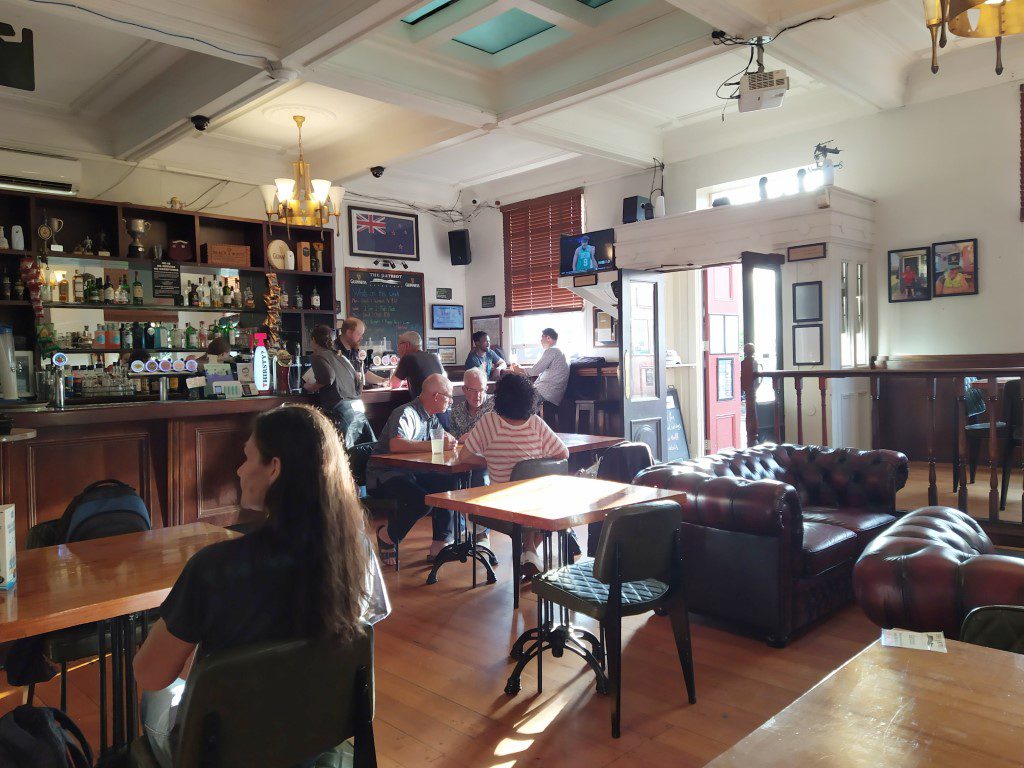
[364,369,386,386]
[133,619,197,691]
[529,348,552,376]
[538,419,570,460]
[304,355,331,393]
[488,349,507,375]
[387,409,432,452]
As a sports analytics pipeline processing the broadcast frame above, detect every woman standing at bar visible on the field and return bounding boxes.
[305,324,374,447]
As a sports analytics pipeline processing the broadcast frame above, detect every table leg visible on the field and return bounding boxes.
[426,472,497,586]
[125,614,139,742]
[111,615,123,750]
[98,620,108,756]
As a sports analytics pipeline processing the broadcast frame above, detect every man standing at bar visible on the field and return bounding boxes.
[369,374,458,565]
[513,328,569,430]
[336,316,387,387]
[392,331,444,398]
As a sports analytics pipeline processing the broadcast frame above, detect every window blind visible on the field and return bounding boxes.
[502,188,584,316]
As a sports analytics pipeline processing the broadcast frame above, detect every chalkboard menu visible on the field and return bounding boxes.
[345,268,425,355]
[666,385,691,462]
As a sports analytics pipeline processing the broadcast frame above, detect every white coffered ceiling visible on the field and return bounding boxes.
[0,0,1020,199]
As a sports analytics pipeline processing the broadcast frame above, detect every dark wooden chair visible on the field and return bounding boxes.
[964,378,1022,510]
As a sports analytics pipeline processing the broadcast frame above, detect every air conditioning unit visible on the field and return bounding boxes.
[0,148,80,195]
[738,69,790,113]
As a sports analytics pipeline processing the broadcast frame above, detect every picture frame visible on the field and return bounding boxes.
[438,347,457,365]
[787,242,826,262]
[431,304,464,330]
[437,336,457,347]
[792,324,824,366]
[347,206,420,261]
[470,314,502,350]
[932,238,978,298]
[888,247,931,302]
[13,351,32,397]
[593,308,617,348]
[792,281,823,323]
[717,357,734,401]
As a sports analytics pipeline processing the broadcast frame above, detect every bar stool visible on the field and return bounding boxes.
[574,400,600,434]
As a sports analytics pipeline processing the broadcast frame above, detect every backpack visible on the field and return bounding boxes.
[58,479,151,543]
[0,705,92,768]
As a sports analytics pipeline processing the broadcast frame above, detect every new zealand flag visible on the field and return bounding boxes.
[352,209,419,260]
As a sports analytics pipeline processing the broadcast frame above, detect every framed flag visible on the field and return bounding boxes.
[348,206,420,261]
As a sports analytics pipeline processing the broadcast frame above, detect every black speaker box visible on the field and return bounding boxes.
[622,196,650,224]
[449,229,471,265]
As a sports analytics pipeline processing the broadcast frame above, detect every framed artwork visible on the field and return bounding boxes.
[470,314,502,350]
[593,308,617,347]
[787,242,826,262]
[793,324,824,366]
[717,357,734,401]
[437,336,457,347]
[438,347,457,365]
[888,247,931,302]
[347,206,420,260]
[793,281,823,323]
[932,238,978,297]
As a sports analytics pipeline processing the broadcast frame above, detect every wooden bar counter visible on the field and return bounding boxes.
[0,383,457,548]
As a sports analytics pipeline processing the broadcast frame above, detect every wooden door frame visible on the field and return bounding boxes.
[741,251,785,444]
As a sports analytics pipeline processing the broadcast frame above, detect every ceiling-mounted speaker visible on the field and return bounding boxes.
[449,229,471,265]
[0,23,34,91]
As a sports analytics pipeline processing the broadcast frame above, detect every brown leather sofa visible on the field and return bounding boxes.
[633,443,908,646]
[854,506,1024,638]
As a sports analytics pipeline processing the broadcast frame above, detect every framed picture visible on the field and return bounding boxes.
[13,351,32,397]
[793,324,824,366]
[431,304,464,330]
[470,314,502,350]
[888,247,931,302]
[348,206,420,261]
[426,337,440,351]
[932,238,978,297]
[787,242,826,262]
[437,336,457,347]
[793,281,823,323]
[717,357,734,401]
[593,308,617,347]
[438,347,457,365]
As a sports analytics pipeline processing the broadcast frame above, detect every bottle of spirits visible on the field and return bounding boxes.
[103,277,115,304]
[110,322,121,350]
[280,287,290,309]
[82,326,92,348]
[2,272,12,300]
[208,279,217,308]
[311,286,320,309]
[184,322,196,349]
[86,278,99,304]
[95,324,106,348]
[39,271,51,303]
[228,324,237,346]
[171,324,183,349]
[131,321,143,349]
[222,279,232,308]
[310,245,321,272]
[121,323,132,350]
[294,286,304,309]
[197,279,208,307]
[232,279,242,308]
[73,271,84,303]
[243,283,254,309]
[198,321,208,348]
[145,323,156,349]
[132,272,144,305]
[211,280,223,308]
[58,273,69,303]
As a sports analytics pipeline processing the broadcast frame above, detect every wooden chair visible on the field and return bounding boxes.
[532,500,696,737]
[130,629,376,768]
[964,378,1022,510]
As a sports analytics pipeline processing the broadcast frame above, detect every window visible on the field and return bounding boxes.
[695,165,823,210]
[502,189,584,317]
[509,312,586,364]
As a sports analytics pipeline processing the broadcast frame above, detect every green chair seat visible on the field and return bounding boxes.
[964,421,1008,431]
[130,738,354,768]
[961,606,1024,654]
[533,558,668,620]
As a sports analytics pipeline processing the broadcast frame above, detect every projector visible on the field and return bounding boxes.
[738,69,789,113]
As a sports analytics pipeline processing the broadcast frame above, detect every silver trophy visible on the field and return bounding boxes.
[123,218,150,259]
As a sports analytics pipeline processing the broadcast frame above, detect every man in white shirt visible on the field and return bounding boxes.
[513,327,569,430]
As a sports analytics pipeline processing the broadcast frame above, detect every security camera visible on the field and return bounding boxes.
[190,115,211,131]
[370,166,385,178]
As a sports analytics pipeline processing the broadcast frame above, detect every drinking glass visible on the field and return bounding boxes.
[430,424,445,456]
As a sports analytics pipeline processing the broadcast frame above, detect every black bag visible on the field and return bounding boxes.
[0,705,92,768]
[57,479,151,543]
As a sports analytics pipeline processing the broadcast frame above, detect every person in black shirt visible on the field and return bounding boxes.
[133,405,377,767]
[305,324,374,447]
[392,331,444,398]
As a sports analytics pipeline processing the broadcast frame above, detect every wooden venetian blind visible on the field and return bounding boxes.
[503,188,584,316]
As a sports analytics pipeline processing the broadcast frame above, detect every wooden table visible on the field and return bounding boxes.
[426,476,686,696]
[706,639,1024,767]
[555,433,624,454]
[0,523,236,752]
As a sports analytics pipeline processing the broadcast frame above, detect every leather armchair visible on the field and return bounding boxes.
[854,506,1024,638]
[634,443,909,646]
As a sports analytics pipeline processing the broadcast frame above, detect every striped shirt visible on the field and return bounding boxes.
[462,412,567,484]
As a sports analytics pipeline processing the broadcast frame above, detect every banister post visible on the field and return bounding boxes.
[740,343,759,447]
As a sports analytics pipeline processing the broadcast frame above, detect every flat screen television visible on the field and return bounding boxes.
[431,303,465,330]
[559,228,615,277]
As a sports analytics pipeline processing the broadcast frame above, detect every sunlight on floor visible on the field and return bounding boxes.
[494,736,533,756]
[515,692,570,735]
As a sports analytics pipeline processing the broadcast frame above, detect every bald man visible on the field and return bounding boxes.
[368,374,459,565]
[392,330,444,398]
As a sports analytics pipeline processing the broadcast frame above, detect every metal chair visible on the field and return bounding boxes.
[129,628,377,768]
[960,605,1024,654]
[471,458,568,608]
[532,499,696,737]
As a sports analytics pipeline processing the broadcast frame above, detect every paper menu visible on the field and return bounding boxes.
[302,368,317,384]
[880,628,947,653]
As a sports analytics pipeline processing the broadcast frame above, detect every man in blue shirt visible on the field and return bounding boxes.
[464,331,507,380]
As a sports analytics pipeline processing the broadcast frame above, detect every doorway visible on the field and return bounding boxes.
[742,252,785,444]
[702,265,744,453]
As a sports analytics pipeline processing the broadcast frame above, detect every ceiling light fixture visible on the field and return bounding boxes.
[258,115,345,236]
[923,0,1024,75]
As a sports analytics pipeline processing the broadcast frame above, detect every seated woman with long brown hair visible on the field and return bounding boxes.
[133,404,384,768]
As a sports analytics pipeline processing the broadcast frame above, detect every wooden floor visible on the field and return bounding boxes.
[901,460,1024,524]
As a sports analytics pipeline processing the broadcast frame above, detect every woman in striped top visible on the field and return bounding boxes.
[461,373,569,578]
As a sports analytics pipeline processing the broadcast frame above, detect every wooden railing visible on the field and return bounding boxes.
[740,348,1024,529]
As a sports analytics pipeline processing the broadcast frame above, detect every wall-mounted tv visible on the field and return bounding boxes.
[431,303,465,330]
[559,228,615,277]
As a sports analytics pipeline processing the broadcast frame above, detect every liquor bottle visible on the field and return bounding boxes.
[95,324,106,348]
[222,279,231,308]
[294,286,304,309]
[232,279,242,308]
[130,321,143,350]
[103,277,115,304]
[121,323,132,350]
[197,279,208,307]
[228,324,237,346]
[310,244,321,272]
[211,280,223,308]
[109,322,119,349]
[82,326,92,349]
[280,287,289,309]
[184,322,196,349]
[243,284,254,310]
[39,271,51,303]
[132,272,144,305]
[198,321,208,348]
[311,286,320,309]
[14,273,24,301]
[73,271,84,303]
[58,273,69,303]
[171,324,183,349]
[2,272,11,300]
[208,279,217,308]
[86,278,98,304]
[145,323,156,349]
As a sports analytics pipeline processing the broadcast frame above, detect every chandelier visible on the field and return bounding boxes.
[258,115,345,234]
[923,0,1024,75]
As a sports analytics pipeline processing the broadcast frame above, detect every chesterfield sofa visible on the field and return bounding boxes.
[854,506,1024,638]
[633,443,908,646]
